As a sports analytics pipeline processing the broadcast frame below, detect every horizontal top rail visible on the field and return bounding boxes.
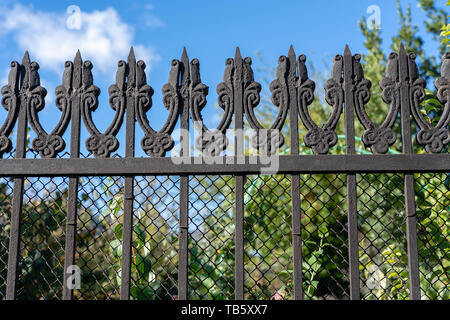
[0,154,448,176]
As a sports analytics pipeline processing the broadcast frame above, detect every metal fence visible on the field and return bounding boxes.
[0,43,448,300]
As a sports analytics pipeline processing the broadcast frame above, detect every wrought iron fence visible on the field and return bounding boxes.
[0,43,449,300]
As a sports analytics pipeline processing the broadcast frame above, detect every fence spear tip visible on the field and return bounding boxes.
[344,44,351,56]
[234,47,242,61]
[399,42,406,55]
[21,51,30,65]
[288,45,295,58]
[128,46,136,64]
[181,47,188,62]
[74,50,82,63]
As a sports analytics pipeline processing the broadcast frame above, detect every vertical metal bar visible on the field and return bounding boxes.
[288,46,303,300]
[343,45,360,300]
[63,66,81,300]
[404,174,420,299]
[398,44,421,300]
[179,176,188,299]
[6,179,24,301]
[6,63,27,299]
[234,48,245,300]
[178,48,190,300]
[120,48,136,300]
[121,175,134,300]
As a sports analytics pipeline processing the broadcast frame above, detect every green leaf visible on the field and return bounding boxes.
[135,255,152,279]
[278,270,292,278]
[114,223,123,239]
[133,225,146,250]
[388,272,398,279]
[131,284,155,300]
[110,239,122,259]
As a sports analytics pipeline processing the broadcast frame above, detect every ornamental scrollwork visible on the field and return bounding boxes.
[72,51,121,158]
[353,52,396,154]
[130,48,180,157]
[0,44,448,159]
[190,56,233,156]
[0,61,20,157]
[4,52,70,158]
[299,54,343,155]
[412,52,450,153]
[247,54,288,156]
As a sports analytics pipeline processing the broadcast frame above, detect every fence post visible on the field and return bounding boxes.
[288,46,303,300]
[63,51,82,300]
[343,45,360,300]
[178,48,190,300]
[6,53,31,300]
[398,43,421,300]
[120,48,138,300]
[234,48,245,300]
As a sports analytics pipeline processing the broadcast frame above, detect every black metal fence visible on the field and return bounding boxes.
[0,43,448,300]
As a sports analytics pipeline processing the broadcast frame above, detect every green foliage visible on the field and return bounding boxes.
[439,1,450,47]
[102,177,179,300]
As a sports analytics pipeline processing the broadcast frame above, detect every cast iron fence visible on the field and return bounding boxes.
[0,43,449,300]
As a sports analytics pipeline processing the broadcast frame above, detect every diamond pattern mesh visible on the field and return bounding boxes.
[0,177,13,299]
[300,174,349,300]
[357,173,409,300]
[415,173,449,300]
[75,176,123,300]
[131,176,179,300]
[17,177,68,300]
[244,174,293,300]
[0,169,448,300]
[188,175,235,299]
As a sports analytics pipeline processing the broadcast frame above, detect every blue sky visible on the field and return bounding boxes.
[0,0,446,157]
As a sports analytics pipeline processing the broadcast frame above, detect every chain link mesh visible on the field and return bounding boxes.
[131,176,179,300]
[244,174,293,300]
[75,176,123,300]
[0,150,15,299]
[357,173,409,300]
[0,177,13,299]
[16,177,67,299]
[188,175,235,299]
[300,174,349,300]
[0,170,448,300]
[415,173,449,300]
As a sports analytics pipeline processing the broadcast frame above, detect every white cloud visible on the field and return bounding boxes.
[40,80,54,106]
[142,13,165,28]
[0,68,9,88]
[0,4,160,75]
[134,2,165,28]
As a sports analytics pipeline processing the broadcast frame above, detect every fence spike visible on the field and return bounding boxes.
[288,44,295,58]
[344,44,351,56]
